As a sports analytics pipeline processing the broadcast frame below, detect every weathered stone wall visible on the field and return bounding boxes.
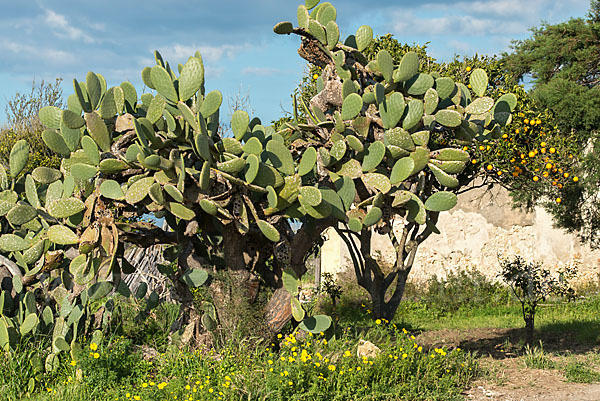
[320,184,600,289]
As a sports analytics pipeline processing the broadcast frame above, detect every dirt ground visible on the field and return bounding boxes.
[416,328,600,401]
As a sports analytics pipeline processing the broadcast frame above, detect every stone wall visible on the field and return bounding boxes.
[319,184,600,289]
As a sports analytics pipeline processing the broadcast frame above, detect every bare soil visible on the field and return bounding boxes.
[415,328,600,401]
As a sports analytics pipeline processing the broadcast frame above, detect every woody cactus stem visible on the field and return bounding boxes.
[337,211,439,321]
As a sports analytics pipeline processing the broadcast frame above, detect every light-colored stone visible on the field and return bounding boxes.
[356,339,380,359]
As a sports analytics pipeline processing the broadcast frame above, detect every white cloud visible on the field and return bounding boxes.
[393,12,528,37]
[241,66,284,76]
[44,9,95,43]
[456,0,532,18]
[0,39,75,64]
[156,44,250,64]
[448,39,471,53]
[205,66,225,79]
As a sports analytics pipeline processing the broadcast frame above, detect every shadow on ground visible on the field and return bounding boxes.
[416,321,600,359]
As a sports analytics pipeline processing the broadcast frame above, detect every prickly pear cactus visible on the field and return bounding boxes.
[269,0,515,320]
[270,1,515,237]
[0,0,515,338]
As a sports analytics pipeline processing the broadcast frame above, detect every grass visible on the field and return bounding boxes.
[523,343,556,369]
[564,361,600,383]
[0,323,477,401]
[395,297,600,343]
[2,270,599,400]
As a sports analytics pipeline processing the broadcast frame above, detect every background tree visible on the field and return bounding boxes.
[502,0,600,246]
[0,79,62,173]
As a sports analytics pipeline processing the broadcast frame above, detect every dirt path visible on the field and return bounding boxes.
[465,358,600,401]
[415,328,600,401]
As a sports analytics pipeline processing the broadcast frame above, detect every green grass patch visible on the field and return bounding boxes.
[563,361,600,383]
[0,324,477,401]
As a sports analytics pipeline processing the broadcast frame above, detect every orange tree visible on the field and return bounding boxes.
[501,1,600,246]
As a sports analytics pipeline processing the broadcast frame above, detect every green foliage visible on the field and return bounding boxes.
[1,79,63,173]
[564,361,600,383]
[320,272,342,307]
[421,270,511,316]
[0,0,520,348]
[499,255,575,341]
[523,343,556,369]
[501,7,600,246]
[0,323,476,401]
[0,129,60,174]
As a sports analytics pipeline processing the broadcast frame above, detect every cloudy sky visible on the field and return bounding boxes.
[0,0,591,126]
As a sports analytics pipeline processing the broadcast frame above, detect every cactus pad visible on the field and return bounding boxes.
[42,130,71,158]
[465,97,494,115]
[362,173,391,194]
[363,206,382,226]
[125,177,154,204]
[424,88,439,115]
[380,92,406,129]
[32,167,62,184]
[84,112,111,152]
[434,109,462,128]
[469,68,488,97]
[150,65,178,103]
[341,93,363,120]
[39,106,62,130]
[409,147,430,175]
[308,19,327,45]
[179,57,204,101]
[266,140,295,176]
[99,180,125,200]
[71,163,98,181]
[405,73,434,96]
[428,163,459,188]
[299,186,322,207]
[391,157,415,184]
[402,99,424,131]
[169,202,196,220]
[394,51,419,82]
[6,205,37,226]
[81,136,100,165]
[385,127,415,151]
[257,220,280,242]
[47,225,79,245]
[432,148,470,162]
[180,269,209,287]
[361,141,385,172]
[355,25,373,52]
[9,140,29,178]
[424,191,458,212]
[199,90,223,118]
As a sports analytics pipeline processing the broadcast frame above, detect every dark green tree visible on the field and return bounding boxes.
[502,1,600,246]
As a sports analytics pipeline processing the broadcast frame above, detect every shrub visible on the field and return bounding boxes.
[499,255,575,343]
[0,129,60,172]
[422,269,511,315]
[0,79,63,172]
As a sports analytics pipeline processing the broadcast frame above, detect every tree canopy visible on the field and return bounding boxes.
[502,1,600,246]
